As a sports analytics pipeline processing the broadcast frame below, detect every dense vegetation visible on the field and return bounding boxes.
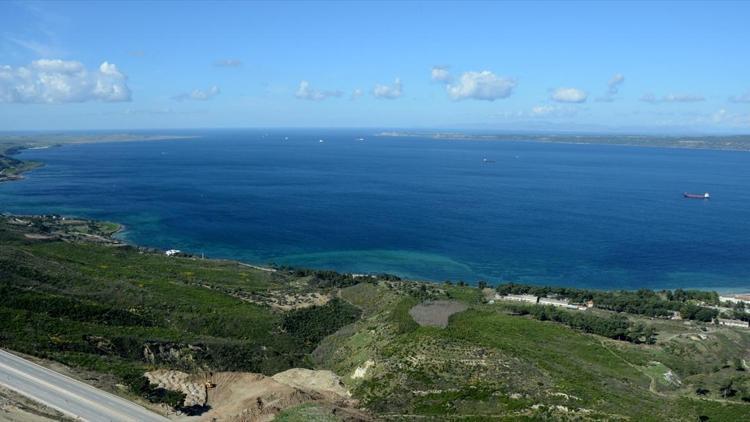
[497,282,720,321]
[281,267,401,289]
[505,303,657,344]
[282,298,362,349]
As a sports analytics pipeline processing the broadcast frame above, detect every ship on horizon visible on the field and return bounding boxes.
[683,192,710,199]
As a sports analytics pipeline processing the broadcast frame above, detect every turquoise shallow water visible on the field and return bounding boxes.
[1,129,749,290]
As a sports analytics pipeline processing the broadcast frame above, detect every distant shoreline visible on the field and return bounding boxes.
[376,131,750,152]
[0,133,199,183]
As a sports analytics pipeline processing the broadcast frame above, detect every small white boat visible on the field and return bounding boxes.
[319,139,325,143]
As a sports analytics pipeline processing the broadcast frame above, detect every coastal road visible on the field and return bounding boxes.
[0,349,169,421]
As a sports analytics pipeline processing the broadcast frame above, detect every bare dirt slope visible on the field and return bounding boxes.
[408,300,468,328]
[153,368,365,422]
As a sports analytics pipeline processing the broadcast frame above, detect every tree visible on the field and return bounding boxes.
[719,379,737,398]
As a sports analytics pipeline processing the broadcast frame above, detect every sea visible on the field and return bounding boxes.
[2,128,749,291]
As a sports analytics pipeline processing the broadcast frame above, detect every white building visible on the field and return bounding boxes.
[719,295,750,305]
[717,318,749,328]
[539,297,569,307]
[539,297,586,311]
[165,249,181,256]
[497,294,539,304]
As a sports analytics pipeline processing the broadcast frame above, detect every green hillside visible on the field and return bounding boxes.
[0,215,748,420]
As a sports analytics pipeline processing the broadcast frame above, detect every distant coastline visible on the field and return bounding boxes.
[0,133,198,183]
[376,131,750,152]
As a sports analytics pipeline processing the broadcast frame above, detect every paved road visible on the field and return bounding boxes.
[0,349,169,421]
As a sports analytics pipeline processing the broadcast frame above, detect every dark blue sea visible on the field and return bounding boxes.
[2,129,749,291]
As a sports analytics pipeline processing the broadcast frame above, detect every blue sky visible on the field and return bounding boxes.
[0,0,749,133]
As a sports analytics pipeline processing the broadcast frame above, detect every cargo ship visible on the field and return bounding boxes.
[683,192,710,199]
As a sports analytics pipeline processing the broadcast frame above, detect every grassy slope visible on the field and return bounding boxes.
[0,218,340,393]
[315,283,750,421]
[2,217,749,420]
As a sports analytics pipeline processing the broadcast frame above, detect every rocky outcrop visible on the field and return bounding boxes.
[145,369,207,407]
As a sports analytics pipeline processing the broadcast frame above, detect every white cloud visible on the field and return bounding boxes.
[663,93,705,103]
[640,93,705,103]
[597,73,625,102]
[214,59,242,68]
[172,85,220,101]
[350,88,363,100]
[607,74,625,94]
[729,91,750,103]
[373,78,402,99]
[294,80,342,101]
[6,36,61,57]
[445,71,516,101]
[0,59,131,103]
[529,104,578,118]
[551,87,588,103]
[431,66,451,83]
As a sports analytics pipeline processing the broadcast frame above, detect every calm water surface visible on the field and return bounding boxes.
[2,129,749,290]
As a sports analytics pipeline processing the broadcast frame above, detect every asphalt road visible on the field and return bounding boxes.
[0,349,169,421]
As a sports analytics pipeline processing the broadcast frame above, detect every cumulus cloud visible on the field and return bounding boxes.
[597,73,625,102]
[373,78,402,99]
[729,91,750,103]
[431,66,452,83]
[640,92,705,103]
[214,59,242,68]
[445,71,516,101]
[172,85,220,101]
[0,59,131,103]
[350,88,363,100]
[551,87,588,103]
[294,80,342,101]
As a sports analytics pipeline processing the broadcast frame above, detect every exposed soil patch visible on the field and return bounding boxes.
[408,300,468,328]
[155,368,364,421]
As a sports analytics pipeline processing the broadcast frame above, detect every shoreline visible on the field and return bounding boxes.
[2,211,748,297]
[376,131,750,152]
[0,133,199,183]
